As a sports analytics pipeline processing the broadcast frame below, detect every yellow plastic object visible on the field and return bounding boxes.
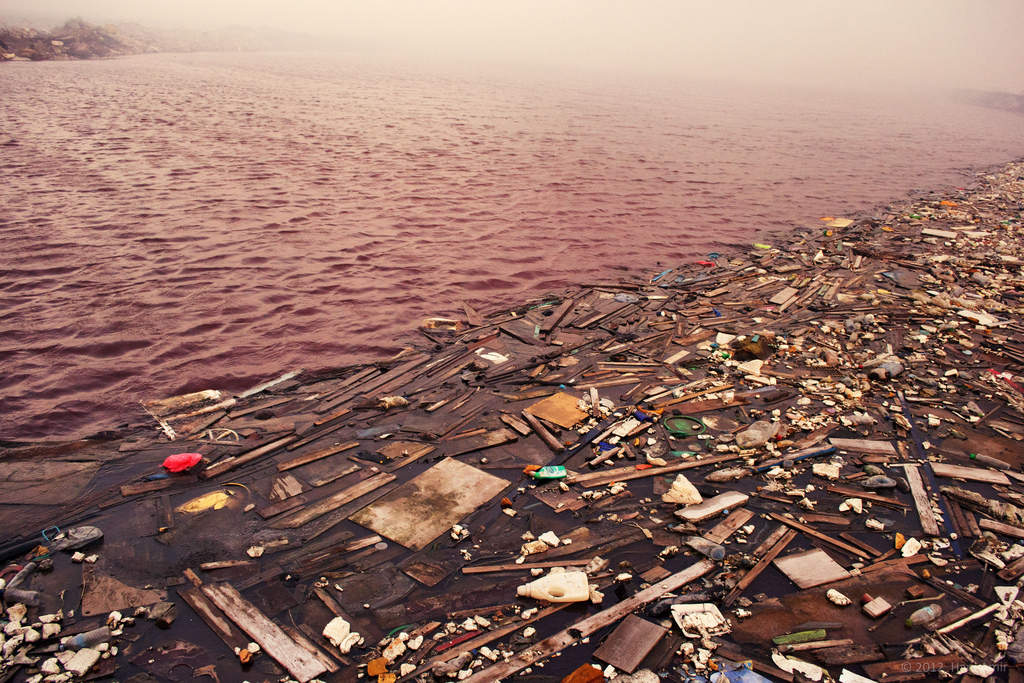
[753,243,771,250]
[176,489,233,514]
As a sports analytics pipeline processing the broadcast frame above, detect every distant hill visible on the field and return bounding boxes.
[0,17,333,62]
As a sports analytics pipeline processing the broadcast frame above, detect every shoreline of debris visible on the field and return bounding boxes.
[1,158,1024,683]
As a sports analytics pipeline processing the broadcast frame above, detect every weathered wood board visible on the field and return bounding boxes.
[828,438,896,456]
[82,565,167,616]
[0,460,100,504]
[675,491,749,523]
[524,391,588,429]
[350,458,509,550]
[930,462,1010,485]
[773,548,850,589]
[592,614,667,673]
[201,582,327,683]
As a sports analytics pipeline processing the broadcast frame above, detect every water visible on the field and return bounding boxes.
[2,52,1023,441]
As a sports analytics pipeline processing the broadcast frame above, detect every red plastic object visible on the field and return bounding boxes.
[163,452,203,472]
[696,260,717,267]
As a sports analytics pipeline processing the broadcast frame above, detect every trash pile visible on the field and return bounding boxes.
[2,159,1023,682]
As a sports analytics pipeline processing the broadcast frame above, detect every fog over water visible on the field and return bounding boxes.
[7,1,1024,90]
[1,2,1022,440]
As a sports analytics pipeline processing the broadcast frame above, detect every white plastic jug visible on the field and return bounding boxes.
[516,570,589,602]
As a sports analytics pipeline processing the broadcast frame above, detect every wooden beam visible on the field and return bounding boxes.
[930,462,1010,485]
[461,559,591,575]
[768,513,870,559]
[270,472,395,529]
[200,583,326,683]
[521,410,564,452]
[723,528,797,606]
[461,560,715,682]
[202,435,296,479]
[567,453,745,488]
[277,441,359,471]
[897,463,941,536]
[703,508,754,545]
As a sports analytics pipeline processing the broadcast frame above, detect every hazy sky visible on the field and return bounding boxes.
[4,0,1023,91]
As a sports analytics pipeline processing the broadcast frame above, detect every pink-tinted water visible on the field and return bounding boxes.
[2,52,1023,440]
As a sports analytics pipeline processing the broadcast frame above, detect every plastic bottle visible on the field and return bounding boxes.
[60,626,111,651]
[685,536,726,561]
[516,571,589,602]
[905,604,942,628]
[531,465,567,481]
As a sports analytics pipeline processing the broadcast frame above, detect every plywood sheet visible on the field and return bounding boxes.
[773,548,850,589]
[82,565,167,616]
[0,460,99,504]
[593,614,667,673]
[524,392,588,429]
[350,458,509,550]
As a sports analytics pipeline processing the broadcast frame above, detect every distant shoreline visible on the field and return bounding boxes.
[1,17,328,62]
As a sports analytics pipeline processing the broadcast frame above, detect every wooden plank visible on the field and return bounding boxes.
[177,586,250,651]
[521,410,565,452]
[769,287,800,305]
[828,438,896,456]
[898,463,941,536]
[838,533,884,558]
[592,615,667,674]
[447,428,518,457]
[461,559,591,575]
[773,548,850,589]
[276,441,359,471]
[702,508,754,544]
[462,560,715,682]
[979,518,1024,540]
[202,435,297,479]
[723,528,797,606]
[568,453,744,488]
[998,555,1024,581]
[270,472,396,529]
[539,298,577,335]
[280,625,340,674]
[120,478,174,497]
[864,654,961,679]
[826,484,907,508]
[499,413,532,436]
[676,491,750,523]
[270,474,304,502]
[769,513,871,559]
[421,606,567,676]
[199,560,255,571]
[930,462,1010,485]
[201,583,326,683]
[462,301,484,327]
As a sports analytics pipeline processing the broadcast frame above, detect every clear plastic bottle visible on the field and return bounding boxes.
[60,626,111,651]
[905,604,942,628]
[685,536,726,561]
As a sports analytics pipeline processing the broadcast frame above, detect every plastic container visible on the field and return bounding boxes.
[531,465,567,481]
[686,536,726,561]
[905,604,942,628]
[60,626,111,651]
[516,571,589,602]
